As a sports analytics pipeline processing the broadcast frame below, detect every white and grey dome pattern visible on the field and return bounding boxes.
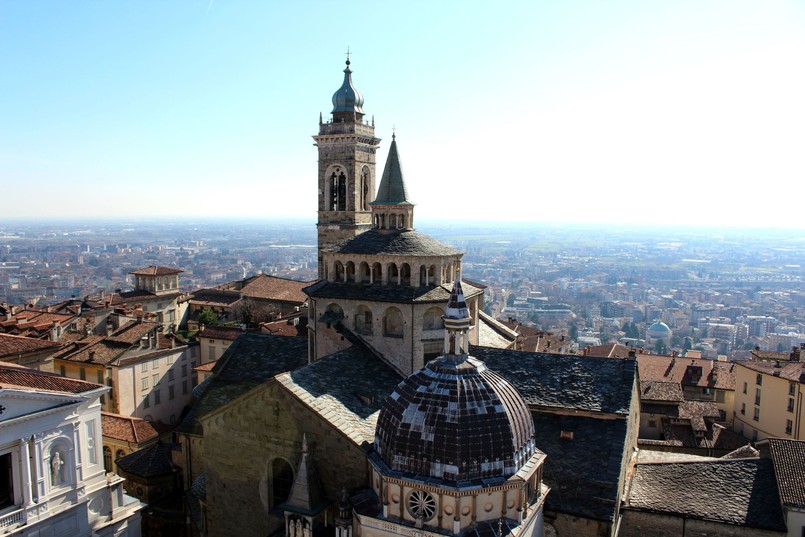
[374,354,536,485]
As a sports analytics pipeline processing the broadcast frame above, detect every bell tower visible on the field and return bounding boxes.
[313,58,381,279]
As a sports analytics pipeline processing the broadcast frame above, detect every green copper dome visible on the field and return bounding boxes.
[331,60,364,114]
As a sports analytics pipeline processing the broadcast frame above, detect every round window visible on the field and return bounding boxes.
[407,489,436,520]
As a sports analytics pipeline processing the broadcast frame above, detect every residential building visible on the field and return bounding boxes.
[733,358,804,442]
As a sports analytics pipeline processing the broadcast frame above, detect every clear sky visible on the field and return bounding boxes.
[2,1,804,228]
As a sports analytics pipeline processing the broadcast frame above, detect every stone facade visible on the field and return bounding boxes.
[201,381,371,537]
[619,510,785,537]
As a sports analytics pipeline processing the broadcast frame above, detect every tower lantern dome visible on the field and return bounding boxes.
[331,59,365,118]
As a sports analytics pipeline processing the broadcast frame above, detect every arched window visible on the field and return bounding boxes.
[360,167,370,211]
[346,262,356,283]
[272,458,294,508]
[116,449,125,462]
[384,307,404,338]
[358,262,370,283]
[355,305,373,335]
[423,307,444,331]
[103,447,112,473]
[388,264,399,285]
[400,263,411,286]
[372,263,382,284]
[334,261,344,282]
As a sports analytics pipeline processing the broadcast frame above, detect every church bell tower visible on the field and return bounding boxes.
[313,58,381,279]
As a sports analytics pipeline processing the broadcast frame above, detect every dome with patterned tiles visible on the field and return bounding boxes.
[373,277,537,484]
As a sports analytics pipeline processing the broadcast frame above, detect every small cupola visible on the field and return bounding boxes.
[370,133,415,232]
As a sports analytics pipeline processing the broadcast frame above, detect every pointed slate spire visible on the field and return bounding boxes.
[445,272,469,320]
[372,133,413,206]
[284,434,327,514]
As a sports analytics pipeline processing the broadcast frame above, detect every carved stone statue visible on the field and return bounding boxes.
[51,451,63,485]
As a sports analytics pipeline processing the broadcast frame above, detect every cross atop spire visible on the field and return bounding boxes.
[345,47,351,65]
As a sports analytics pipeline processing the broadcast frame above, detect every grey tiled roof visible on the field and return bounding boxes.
[175,333,308,435]
[277,345,402,447]
[767,438,805,508]
[470,347,636,414]
[115,442,175,478]
[329,230,460,256]
[532,413,628,522]
[625,459,786,532]
[304,280,483,305]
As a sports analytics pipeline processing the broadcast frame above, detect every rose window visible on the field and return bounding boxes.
[407,489,436,520]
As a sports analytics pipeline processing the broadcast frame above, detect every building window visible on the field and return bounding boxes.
[143,394,150,408]
[756,374,762,386]
[141,362,148,372]
[182,380,188,395]
[789,398,795,413]
[169,385,175,400]
[182,364,188,377]
[103,447,112,473]
[152,358,159,370]
[752,430,758,442]
[153,374,159,386]
[142,378,149,390]
[168,369,175,381]
[786,420,793,435]
[154,390,161,405]
[790,383,796,396]
[167,354,174,364]
[116,450,125,463]
[208,347,216,361]
[59,365,66,376]
[97,370,103,384]
[753,407,760,421]
[648,419,657,428]
[80,367,86,380]
[271,459,294,508]
[740,403,746,415]
[742,382,747,394]
[0,452,15,510]
[755,388,761,406]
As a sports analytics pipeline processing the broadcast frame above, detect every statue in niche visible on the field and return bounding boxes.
[51,451,63,485]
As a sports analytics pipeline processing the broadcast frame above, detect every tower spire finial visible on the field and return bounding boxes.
[345,46,351,66]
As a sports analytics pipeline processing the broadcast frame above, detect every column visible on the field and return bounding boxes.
[19,439,33,507]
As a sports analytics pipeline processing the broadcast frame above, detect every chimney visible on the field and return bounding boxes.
[628,349,636,358]
[89,350,95,362]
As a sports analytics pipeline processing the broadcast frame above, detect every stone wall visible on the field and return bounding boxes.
[203,381,372,537]
[619,510,785,537]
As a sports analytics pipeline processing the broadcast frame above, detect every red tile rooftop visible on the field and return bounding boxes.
[129,266,183,276]
[102,412,160,444]
[0,362,102,394]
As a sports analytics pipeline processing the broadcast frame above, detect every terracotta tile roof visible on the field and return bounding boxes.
[640,380,684,402]
[637,354,736,390]
[197,325,245,341]
[584,343,635,359]
[129,266,183,276]
[766,438,805,508]
[236,274,310,304]
[0,333,62,358]
[107,321,157,345]
[102,412,160,444]
[259,316,307,338]
[194,361,217,372]
[738,360,804,383]
[0,362,101,394]
[750,349,791,361]
[189,289,242,308]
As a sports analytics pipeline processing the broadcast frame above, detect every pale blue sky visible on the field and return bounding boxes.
[2,1,804,228]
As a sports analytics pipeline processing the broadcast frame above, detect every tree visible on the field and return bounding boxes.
[569,324,578,341]
[654,340,667,355]
[232,299,278,327]
[197,308,220,326]
[683,337,693,352]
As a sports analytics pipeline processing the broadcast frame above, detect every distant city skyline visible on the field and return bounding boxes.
[2,1,804,229]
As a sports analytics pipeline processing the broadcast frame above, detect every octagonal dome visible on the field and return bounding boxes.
[374,354,536,484]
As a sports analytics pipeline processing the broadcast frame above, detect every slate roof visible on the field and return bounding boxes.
[175,333,308,436]
[129,266,183,276]
[625,459,786,532]
[276,345,401,448]
[0,333,61,358]
[0,362,102,394]
[766,438,805,508]
[371,135,412,206]
[102,412,160,444]
[532,412,627,522]
[470,347,636,415]
[115,442,176,478]
[328,229,460,256]
[303,280,484,305]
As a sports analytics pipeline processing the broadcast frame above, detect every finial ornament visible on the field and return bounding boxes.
[345,47,351,66]
[392,125,396,140]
